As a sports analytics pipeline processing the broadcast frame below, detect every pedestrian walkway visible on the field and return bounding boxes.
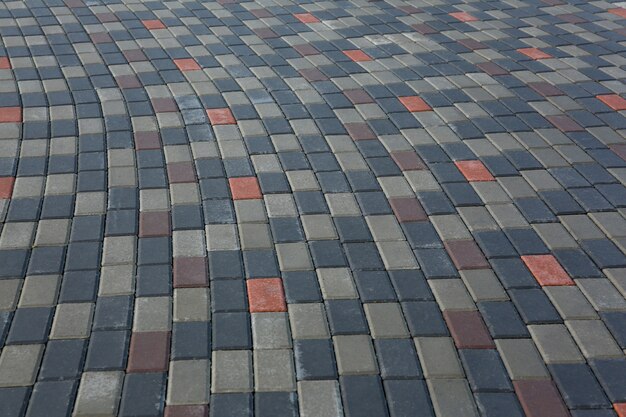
[0,0,626,416]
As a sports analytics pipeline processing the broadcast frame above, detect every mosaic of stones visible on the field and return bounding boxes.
[1,0,626,415]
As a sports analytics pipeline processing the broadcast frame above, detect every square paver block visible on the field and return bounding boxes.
[333,335,378,375]
[167,359,210,405]
[211,350,252,393]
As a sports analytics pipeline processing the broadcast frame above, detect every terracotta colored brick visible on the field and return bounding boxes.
[174,58,201,71]
[558,13,585,24]
[165,405,209,417]
[444,310,494,348]
[343,50,372,62]
[206,108,236,125]
[546,115,584,132]
[444,240,489,270]
[127,331,170,372]
[517,47,552,60]
[135,132,161,150]
[597,94,626,111]
[229,177,262,200]
[609,8,626,18]
[390,151,426,171]
[400,5,421,14]
[615,403,626,417]
[174,257,208,288]
[389,198,427,222]
[294,13,319,23]
[344,89,373,105]
[96,12,118,23]
[167,162,196,183]
[455,160,494,182]
[0,57,11,69]
[139,212,170,237]
[0,107,22,123]
[514,380,570,417]
[449,11,478,22]
[0,177,15,199]
[399,96,432,112]
[247,278,287,313]
[521,255,574,286]
[476,62,508,76]
[345,123,376,141]
[142,19,166,29]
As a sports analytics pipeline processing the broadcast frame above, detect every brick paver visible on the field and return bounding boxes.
[1,0,626,415]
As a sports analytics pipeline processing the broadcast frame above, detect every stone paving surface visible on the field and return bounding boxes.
[1,0,626,415]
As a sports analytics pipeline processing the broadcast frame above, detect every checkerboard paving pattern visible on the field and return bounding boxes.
[1,0,626,415]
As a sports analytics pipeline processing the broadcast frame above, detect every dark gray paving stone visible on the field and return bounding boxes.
[255,392,298,417]
[39,339,86,380]
[509,289,562,324]
[340,375,389,417]
[0,387,30,417]
[375,338,421,379]
[459,349,513,392]
[212,312,251,350]
[294,339,338,380]
[589,359,626,402]
[475,393,525,417]
[210,393,253,417]
[172,321,211,360]
[85,330,129,371]
[119,372,166,417]
[326,299,368,335]
[384,380,434,417]
[26,380,77,417]
[6,307,53,344]
[549,363,610,409]
[402,301,448,336]
[282,271,322,303]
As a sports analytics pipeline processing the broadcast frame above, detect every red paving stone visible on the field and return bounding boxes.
[152,98,178,113]
[389,198,427,222]
[455,160,495,182]
[294,13,319,23]
[546,115,584,132]
[142,19,166,29]
[444,240,489,270]
[293,44,320,56]
[449,11,478,22]
[609,8,626,18]
[174,58,201,71]
[247,278,287,313]
[206,108,236,125]
[229,177,262,200]
[444,310,494,349]
[164,405,209,417]
[344,89,374,104]
[399,96,432,112]
[514,380,570,417]
[521,254,574,286]
[173,257,208,288]
[0,107,22,123]
[343,50,372,62]
[517,47,553,59]
[299,68,328,82]
[615,404,626,417]
[476,62,509,76]
[597,94,626,111]
[0,177,15,199]
[139,211,171,237]
[0,57,10,69]
[127,331,171,372]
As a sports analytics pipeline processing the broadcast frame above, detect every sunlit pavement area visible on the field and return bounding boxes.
[1,0,626,415]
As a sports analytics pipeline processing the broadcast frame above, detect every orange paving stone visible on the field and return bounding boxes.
[455,160,495,182]
[206,108,236,125]
[247,278,287,312]
[399,96,432,112]
[173,58,201,71]
[142,19,166,29]
[517,47,552,59]
[0,177,15,199]
[0,107,22,123]
[0,57,10,69]
[229,177,262,200]
[609,8,626,18]
[597,94,626,111]
[294,13,319,23]
[449,11,478,22]
[521,254,574,286]
[343,50,372,62]
[615,403,626,417]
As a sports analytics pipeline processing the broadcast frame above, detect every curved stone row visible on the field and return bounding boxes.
[0,0,626,416]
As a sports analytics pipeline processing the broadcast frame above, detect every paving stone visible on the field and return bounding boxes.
[427,379,479,417]
[297,380,343,417]
[565,320,623,359]
[340,375,389,417]
[119,372,166,417]
[414,337,464,379]
[495,339,550,380]
[211,350,252,393]
[26,380,77,417]
[513,380,570,417]
[528,324,585,364]
[167,359,210,405]
[74,371,124,416]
